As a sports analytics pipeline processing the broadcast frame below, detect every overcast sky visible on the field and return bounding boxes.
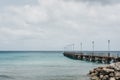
[0,0,120,51]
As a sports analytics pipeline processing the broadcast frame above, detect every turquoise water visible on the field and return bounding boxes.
[0,51,104,80]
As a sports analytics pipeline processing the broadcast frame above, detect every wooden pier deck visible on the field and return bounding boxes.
[63,51,120,64]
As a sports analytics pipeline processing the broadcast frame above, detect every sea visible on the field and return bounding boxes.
[0,51,119,80]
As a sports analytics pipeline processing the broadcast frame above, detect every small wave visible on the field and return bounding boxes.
[0,75,14,79]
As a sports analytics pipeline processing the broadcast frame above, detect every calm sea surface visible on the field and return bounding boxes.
[0,51,111,80]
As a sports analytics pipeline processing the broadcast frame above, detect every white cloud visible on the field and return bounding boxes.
[0,0,120,50]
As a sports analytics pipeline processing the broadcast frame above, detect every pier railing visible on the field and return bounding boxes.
[63,51,120,64]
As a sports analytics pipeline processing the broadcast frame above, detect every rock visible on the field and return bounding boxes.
[100,75,104,79]
[96,68,102,72]
[115,76,120,80]
[91,73,96,77]
[99,70,107,75]
[90,76,99,80]
[115,72,120,77]
[110,62,120,71]
[103,68,114,73]
[110,77,115,80]
[109,72,115,77]
[89,70,94,74]
[98,67,103,69]
[102,75,109,80]
[88,62,120,80]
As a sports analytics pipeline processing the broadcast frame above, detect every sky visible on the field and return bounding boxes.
[0,0,120,51]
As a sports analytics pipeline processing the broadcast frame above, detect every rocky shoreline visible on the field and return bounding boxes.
[88,62,120,80]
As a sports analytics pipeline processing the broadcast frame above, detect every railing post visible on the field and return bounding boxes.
[108,40,110,57]
[80,42,82,54]
[92,41,94,56]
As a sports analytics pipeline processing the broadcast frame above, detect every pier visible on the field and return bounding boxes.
[63,51,120,64]
[63,40,120,64]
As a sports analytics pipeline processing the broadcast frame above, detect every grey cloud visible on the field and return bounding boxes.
[65,0,120,5]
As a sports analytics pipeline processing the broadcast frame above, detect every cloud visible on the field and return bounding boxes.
[0,0,120,50]
[0,0,37,7]
[65,0,120,5]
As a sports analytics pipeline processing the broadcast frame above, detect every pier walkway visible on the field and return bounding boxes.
[63,51,120,64]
